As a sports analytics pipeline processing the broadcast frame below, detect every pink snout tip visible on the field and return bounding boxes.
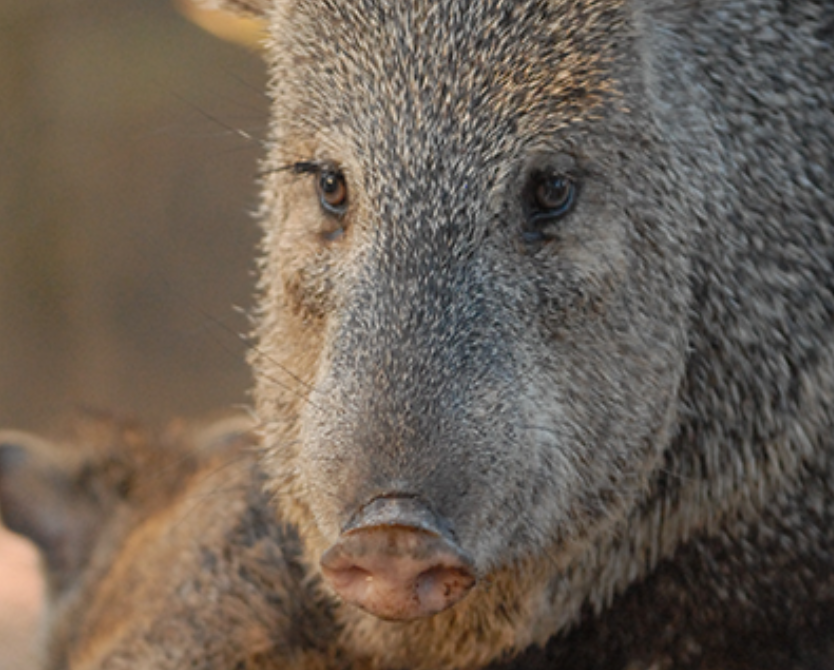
[320,500,476,621]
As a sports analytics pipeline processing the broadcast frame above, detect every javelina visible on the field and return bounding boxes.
[205,0,834,667]
[7,0,833,667]
[0,416,340,670]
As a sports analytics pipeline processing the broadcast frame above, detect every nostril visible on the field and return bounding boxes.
[325,563,372,593]
[415,564,476,613]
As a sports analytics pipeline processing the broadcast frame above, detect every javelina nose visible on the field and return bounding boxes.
[320,496,476,621]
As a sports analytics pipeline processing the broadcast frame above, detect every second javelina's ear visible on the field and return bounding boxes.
[194,0,272,17]
[0,431,111,591]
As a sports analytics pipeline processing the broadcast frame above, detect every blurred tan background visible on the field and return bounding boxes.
[0,0,268,666]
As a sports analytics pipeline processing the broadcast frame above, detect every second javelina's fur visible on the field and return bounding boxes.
[209,0,834,668]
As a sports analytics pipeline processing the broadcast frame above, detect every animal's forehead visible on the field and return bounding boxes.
[268,0,625,157]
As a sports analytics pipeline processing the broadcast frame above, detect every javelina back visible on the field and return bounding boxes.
[201,0,834,667]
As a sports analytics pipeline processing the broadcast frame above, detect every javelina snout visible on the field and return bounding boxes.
[320,496,476,620]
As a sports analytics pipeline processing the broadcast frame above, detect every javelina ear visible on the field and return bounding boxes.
[0,431,111,590]
[193,0,271,17]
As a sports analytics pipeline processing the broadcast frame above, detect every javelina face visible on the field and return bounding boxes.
[256,0,692,628]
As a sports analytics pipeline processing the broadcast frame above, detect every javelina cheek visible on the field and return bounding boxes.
[281,262,335,318]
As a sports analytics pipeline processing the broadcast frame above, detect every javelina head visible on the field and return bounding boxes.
[226,0,698,659]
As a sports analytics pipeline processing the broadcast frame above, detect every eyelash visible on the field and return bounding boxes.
[289,160,323,176]
[258,160,325,178]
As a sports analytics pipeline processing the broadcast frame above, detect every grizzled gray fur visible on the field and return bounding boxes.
[208,0,834,667]
[12,0,832,668]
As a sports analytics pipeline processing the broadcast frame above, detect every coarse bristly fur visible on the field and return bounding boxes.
[225,0,833,668]
[0,415,343,670]
[8,0,834,668]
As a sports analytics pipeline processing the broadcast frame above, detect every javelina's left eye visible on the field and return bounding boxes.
[318,170,348,215]
[522,172,577,243]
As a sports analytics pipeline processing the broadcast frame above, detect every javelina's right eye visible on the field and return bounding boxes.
[522,171,577,243]
[317,169,348,215]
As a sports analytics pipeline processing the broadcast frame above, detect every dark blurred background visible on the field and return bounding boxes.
[0,1,268,666]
